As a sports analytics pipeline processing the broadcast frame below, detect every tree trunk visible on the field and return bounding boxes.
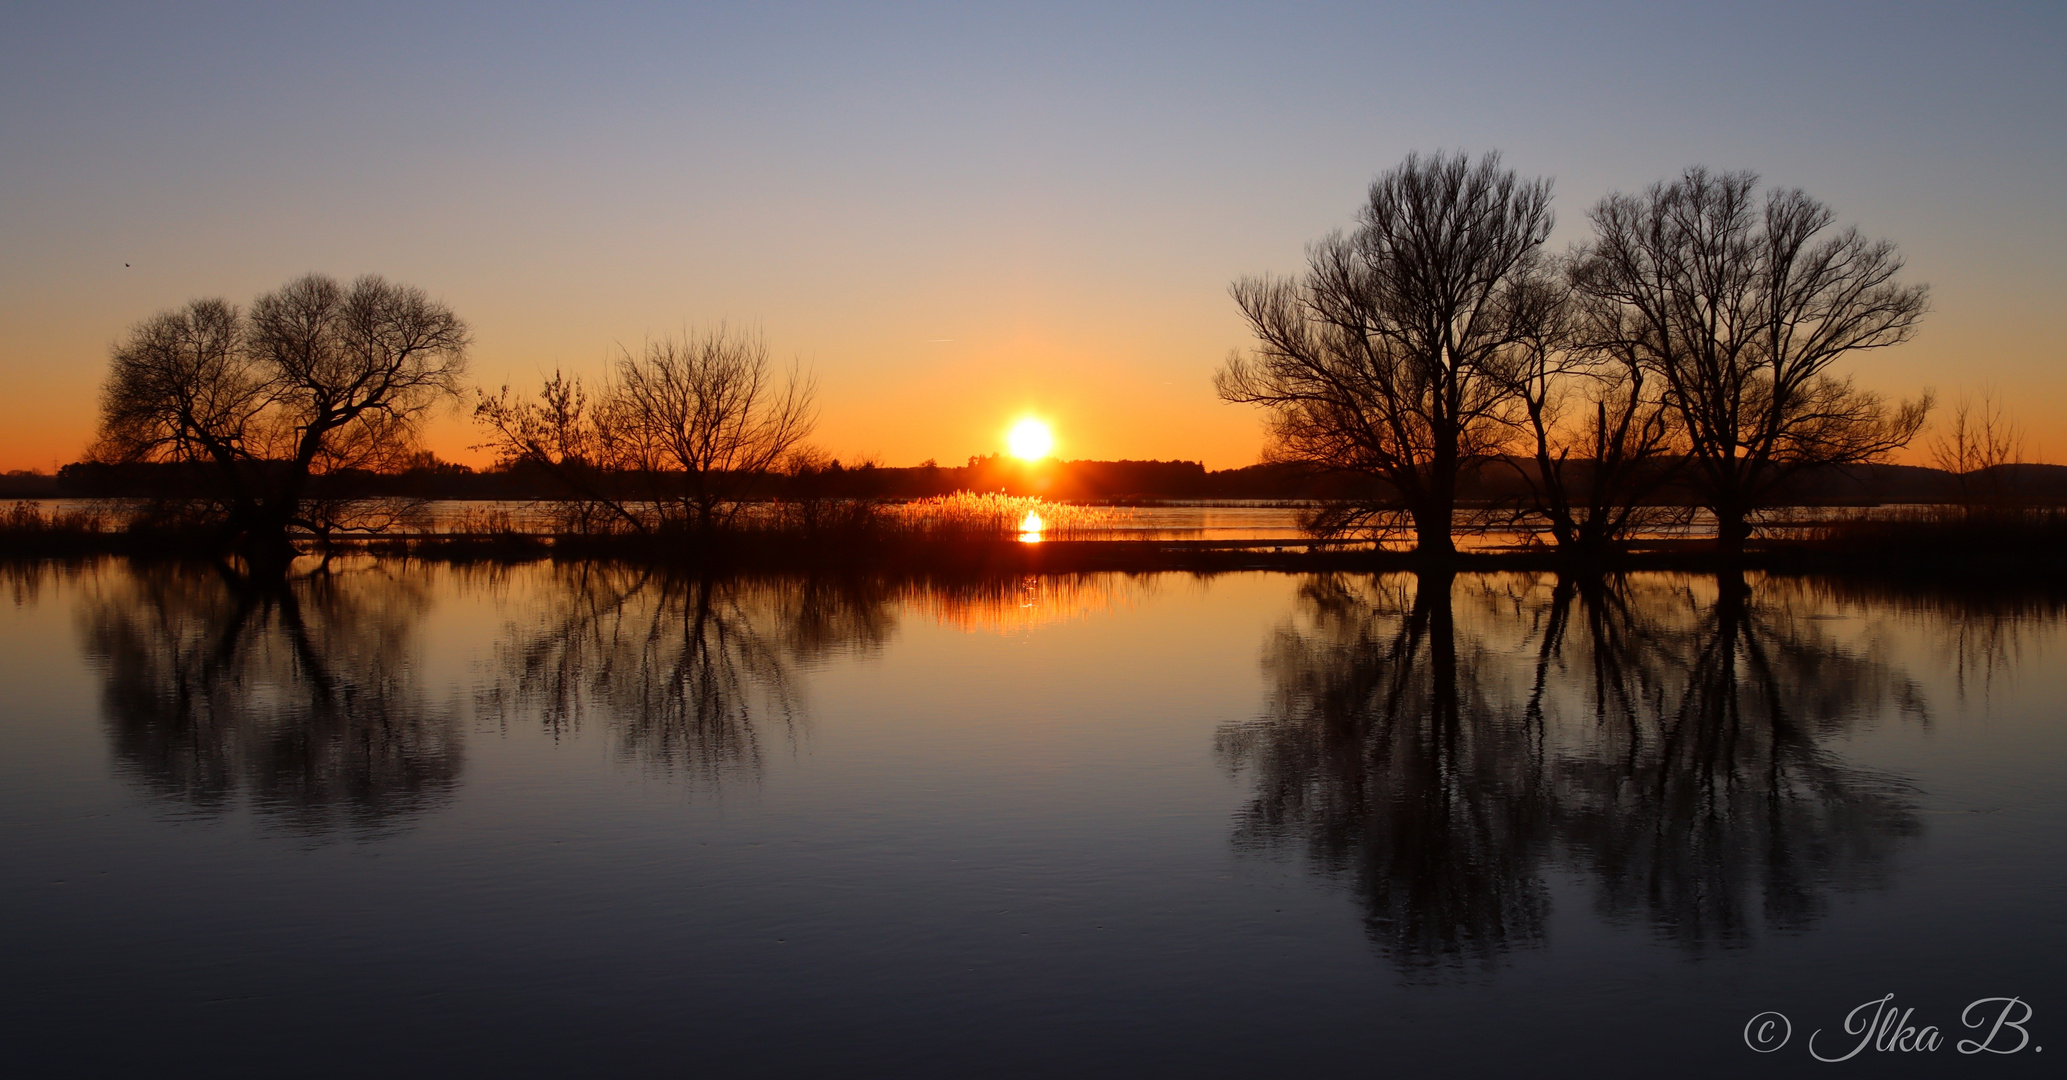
[1569,512,1612,564]
[1713,505,1752,558]
[1412,501,1456,557]
[1414,446,1459,557]
[239,512,298,577]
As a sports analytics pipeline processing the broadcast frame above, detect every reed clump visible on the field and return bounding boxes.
[0,501,116,554]
[881,493,1128,542]
[570,493,1126,544]
[1803,506,2067,573]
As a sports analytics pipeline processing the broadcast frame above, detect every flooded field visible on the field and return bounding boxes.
[1,559,2060,1076]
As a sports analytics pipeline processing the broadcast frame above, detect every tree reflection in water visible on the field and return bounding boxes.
[483,568,1142,782]
[77,560,1124,826]
[1220,571,1927,977]
[81,560,460,836]
[485,565,897,782]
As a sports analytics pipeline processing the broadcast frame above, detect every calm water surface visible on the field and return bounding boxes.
[2,560,2061,1077]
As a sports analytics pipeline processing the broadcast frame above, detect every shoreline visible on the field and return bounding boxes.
[6,530,2064,580]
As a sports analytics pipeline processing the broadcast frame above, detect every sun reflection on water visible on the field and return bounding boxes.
[910,574,1145,634]
[1018,511,1045,543]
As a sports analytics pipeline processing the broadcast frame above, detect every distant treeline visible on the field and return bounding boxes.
[34,456,1252,501]
[25,456,2067,506]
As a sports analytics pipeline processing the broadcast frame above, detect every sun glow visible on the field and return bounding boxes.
[1018,510,1045,542]
[1007,418,1055,461]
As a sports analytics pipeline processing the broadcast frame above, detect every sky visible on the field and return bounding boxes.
[2,0,2062,472]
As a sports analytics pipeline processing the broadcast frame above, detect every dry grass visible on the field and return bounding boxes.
[699,493,1131,543]
[1803,505,2067,568]
[883,493,1130,541]
[0,500,111,537]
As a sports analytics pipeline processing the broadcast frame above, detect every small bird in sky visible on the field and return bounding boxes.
[124,263,130,267]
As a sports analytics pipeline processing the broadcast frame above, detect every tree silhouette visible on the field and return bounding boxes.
[483,565,893,781]
[475,326,814,539]
[94,274,470,569]
[1217,574,1555,975]
[80,560,461,835]
[1573,170,1931,553]
[1536,574,1924,947]
[1221,571,1924,976]
[1505,268,1684,556]
[1217,153,1555,554]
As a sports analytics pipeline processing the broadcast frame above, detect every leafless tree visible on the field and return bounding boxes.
[96,298,269,501]
[1574,169,1931,553]
[477,325,816,537]
[94,274,471,566]
[1503,267,1682,555]
[1217,152,1554,555]
[1929,388,2024,510]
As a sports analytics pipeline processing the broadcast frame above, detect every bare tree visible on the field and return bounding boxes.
[605,329,818,533]
[1929,388,2024,510]
[1574,169,1931,553]
[96,299,270,508]
[94,274,471,566]
[476,325,816,538]
[1503,267,1681,556]
[1217,152,1553,555]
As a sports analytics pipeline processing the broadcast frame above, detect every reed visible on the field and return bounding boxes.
[0,501,115,554]
[881,493,1128,541]
[1802,505,2067,571]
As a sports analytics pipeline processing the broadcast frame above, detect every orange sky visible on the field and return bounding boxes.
[3,4,2062,474]
[3,247,2055,475]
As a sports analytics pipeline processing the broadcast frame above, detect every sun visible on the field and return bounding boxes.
[1007,418,1055,461]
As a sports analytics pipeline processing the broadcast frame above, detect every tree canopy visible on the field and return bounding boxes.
[94,273,470,566]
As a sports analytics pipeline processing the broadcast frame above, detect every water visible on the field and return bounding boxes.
[17,497,1961,545]
[1,560,2061,1077]
[10,498,1324,542]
